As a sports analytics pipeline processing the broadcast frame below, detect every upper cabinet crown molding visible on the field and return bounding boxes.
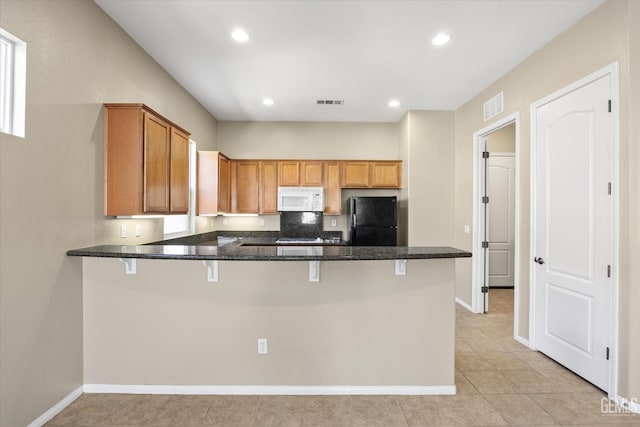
[104,104,190,216]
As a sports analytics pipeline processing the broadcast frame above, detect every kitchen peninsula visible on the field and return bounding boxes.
[68,235,470,395]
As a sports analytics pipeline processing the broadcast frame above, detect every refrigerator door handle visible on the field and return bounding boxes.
[353,214,356,228]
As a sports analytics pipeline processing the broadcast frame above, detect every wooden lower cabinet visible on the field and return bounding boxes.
[232,160,260,213]
[105,104,191,216]
[324,162,341,214]
[260,161,278,214]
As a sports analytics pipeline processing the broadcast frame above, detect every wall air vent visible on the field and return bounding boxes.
[316,99,344,105]
[483,92,504,121]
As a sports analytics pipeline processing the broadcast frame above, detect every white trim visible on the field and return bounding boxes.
[455,297,474,312]
[529,62,620,398]
[83,384,456,396]
[513,334,532,349]
[27,386,84,427]
[614,395,640,415]
[471,113,521,334]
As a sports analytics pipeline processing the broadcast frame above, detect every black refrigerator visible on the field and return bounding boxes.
[347,196,398,246]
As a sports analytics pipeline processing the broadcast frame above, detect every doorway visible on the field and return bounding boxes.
[471,113,522,340]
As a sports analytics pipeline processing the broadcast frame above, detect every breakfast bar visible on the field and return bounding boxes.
[68,237,470,395]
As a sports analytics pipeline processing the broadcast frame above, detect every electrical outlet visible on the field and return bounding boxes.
[464,225,470,234]
[120,224,127,238]
[135,224,142,237]
[222,218,229,226]
[257,338,268,354]
[331,219,337,227]
[259,219,265,227]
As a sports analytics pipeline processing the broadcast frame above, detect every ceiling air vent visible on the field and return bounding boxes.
[316,99,344,105]
[483,92,504,121]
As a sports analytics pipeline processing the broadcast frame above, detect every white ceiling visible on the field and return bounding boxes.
[95,0,604,123]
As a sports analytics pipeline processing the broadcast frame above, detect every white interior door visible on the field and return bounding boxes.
[488,154,515,287]
[533,73,613,390]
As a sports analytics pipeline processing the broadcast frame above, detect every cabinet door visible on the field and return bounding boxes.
[260,161,278,214]
[341,161,370,188]
[169,127,190,213]
[370,161,402,188]
[278,161,300,186]
[300,161,324,186]
[233,160,260,213]
[143,112,171,213]
[324,161,341,214]
[217,155,231,213]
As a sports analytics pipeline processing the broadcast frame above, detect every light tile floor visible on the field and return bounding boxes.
[46,289,639,426]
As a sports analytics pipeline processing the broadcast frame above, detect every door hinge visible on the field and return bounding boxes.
[607,265,611,278]
[608,99,612,113]
[482,151,490,159]
[481,286,489,293]
[606,347,610,360]
[482,241,489,249]
[608,182,612,195]
[482,196,490,204]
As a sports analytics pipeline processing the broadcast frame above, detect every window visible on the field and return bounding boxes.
[0,27,26,138]
[163,139,197,237]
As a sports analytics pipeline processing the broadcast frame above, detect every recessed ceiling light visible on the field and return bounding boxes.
[388,99,400,108]
[231,28,250,43]
[432,32,450,46]
[262,98,274,106]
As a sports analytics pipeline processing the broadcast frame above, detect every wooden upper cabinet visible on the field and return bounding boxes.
[300,161,324,186]
[340,160,402,188]
[169,127,190,213]
[370,161,402,188]
[232,160,260,213]
[324,162,341,214]
[260,161,278,214]
[104,104,191,216]
[143,112,171,213]
[218,155,231,213]
[278,161,300,186]
[197,151,230,215]
[341,161,370,188]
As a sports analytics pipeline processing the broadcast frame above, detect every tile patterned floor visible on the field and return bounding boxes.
[45,289,640,426]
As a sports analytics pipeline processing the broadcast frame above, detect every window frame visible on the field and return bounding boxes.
[0,27,26,138]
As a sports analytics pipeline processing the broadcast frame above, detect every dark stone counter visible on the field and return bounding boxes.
[67,241,471,261]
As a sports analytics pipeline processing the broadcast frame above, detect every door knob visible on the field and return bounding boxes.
[534,257,545,265]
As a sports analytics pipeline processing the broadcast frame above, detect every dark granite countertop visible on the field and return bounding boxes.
[67,230,471,261]
[66,244,471,261]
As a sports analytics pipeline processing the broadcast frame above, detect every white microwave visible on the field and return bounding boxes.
[277,187,324,212]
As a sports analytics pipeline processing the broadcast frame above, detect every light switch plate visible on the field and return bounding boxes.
[120,224,127,238]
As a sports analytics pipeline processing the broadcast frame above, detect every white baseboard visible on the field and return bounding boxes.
[27,386,84,427]
[84,384,456,396]
[614,394,640,414]
[513,334,531,349]
[455,297,474,312]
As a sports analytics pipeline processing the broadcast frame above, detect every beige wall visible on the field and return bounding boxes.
[83,257,455,388]
[0,1,218,426]
[217,121,398,159]
[487,123,516,153]
[453,0,637,399]
[398,111,456,246]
